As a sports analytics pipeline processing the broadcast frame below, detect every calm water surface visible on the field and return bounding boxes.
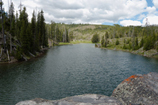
[0,44,158,105]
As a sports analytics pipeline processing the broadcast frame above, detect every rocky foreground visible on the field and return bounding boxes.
[16,72,158,105]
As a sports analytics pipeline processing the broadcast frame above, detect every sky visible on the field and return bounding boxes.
[2,0,158,26]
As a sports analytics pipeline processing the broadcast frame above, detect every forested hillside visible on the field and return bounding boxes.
[99,25,158,57]
[47,23,158,57]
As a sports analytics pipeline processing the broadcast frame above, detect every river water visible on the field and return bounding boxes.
[0,44,158,105]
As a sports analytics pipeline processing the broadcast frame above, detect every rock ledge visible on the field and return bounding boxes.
[16,94,122,105]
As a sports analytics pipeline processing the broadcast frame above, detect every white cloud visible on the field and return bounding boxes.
[120,20,142,26]
[142,16,158,25]
[2,0,149,24]
[146,6,156,14]
[153,0,158,8]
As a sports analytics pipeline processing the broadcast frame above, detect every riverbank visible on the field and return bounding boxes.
[0,38,54,64]
[0,48,49,64]
[0,40,91,64]
[95,37,158,59]
[101,46,158,59]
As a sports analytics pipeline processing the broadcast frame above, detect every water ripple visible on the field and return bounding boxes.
[0,44,158,105]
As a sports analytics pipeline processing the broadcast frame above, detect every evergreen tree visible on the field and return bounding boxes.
[105,31,109,39]
[101,35,105,47]
[31,11,36,52]
[0,2,48,61]
[19,7,29,54]
[15,11,20,41]
[91,33,99,43]
[36,11,41,50]
[66,28,69,42]
[10,16,15,37]
[50,21,56,40]
[40,10,45,47]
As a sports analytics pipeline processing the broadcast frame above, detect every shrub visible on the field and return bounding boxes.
[123,44,127,49]
[116,39,119,45]
[91,33,100,43]
[119,34,123,38]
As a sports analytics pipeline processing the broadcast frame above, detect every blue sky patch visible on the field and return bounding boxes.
[146,0,154,7]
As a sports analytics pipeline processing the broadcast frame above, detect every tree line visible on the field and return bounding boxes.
[46,22,74,44]
[92,24,158,52]
[0,2,48,60]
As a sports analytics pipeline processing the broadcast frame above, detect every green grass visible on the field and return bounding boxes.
[71,40,92,44]
[59,40,93,45]
[59,42,71,46]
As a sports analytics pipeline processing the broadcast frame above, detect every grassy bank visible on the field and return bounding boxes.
[59,42,72,46]
[101,37,158,59]
[59,40,92,45]
[71,40,92,44]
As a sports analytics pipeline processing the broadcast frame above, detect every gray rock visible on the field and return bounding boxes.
[16,94,122,105]
[112,72,158,105]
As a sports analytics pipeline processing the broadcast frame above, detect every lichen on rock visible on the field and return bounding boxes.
[112,72,158,105]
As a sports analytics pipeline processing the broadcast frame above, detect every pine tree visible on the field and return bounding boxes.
[101,35,105,47]
[50,21,56,40]
[10,16,15,37]
[9,2,15,53]
[31,11,36,52]
[105,31,109,39]
[36,11,41,50]
[40,10,47,47]
[91,33,99,43]
[19,7,29,54]
[66,28,69,42]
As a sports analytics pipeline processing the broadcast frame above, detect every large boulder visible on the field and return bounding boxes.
[16,94,122,105]
[112,72,158,105]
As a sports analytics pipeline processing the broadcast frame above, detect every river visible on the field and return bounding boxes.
[0,44,158,105]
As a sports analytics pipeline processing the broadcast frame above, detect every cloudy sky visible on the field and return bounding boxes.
[2,0,158,26]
